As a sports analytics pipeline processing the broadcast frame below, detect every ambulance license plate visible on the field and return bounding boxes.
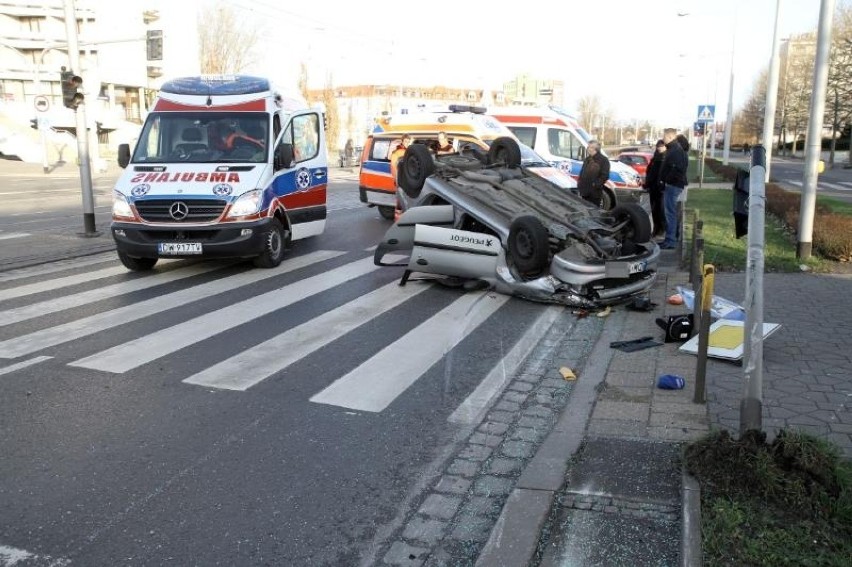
[158,242,202,255]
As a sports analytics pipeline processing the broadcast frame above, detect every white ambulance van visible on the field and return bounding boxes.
[111,75,327,270]
[489,105,645,210]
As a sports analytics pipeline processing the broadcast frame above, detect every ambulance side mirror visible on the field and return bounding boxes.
[118,143,131,168]
[275,143,295,170]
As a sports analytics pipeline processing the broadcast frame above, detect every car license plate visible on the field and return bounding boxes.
[606,259,647,278]
[158,242,202,255]
[628,260,647,274]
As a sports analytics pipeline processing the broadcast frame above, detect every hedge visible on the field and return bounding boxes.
[705,159,852,262]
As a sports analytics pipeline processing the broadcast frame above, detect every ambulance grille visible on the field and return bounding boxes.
[135,199,227,222]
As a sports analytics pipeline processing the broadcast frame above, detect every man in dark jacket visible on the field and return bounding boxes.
[577,140,610,207]
[644,139,666,238]
[658,128,688,249]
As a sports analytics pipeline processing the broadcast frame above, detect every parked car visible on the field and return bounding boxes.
[374,137,659,308]
[616,151,655,181]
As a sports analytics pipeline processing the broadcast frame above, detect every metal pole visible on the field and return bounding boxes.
[762,0,783,182]
[699,127,707,189]
[63,0,97,236]
[797,0,836,260]
[740,146,766,433]
[722,27,736,165]
[33,54,50,174]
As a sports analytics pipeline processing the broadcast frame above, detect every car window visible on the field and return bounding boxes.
[508,126,536,149]
[371,139,392,161]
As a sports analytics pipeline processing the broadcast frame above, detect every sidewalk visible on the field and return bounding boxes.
[477,244,852,566]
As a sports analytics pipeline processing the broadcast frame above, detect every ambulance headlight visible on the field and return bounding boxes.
[227,189,263,218]
[112,191,134,218]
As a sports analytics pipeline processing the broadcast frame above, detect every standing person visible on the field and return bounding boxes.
[388,134,412,184]
[644,139,667,238]
[577,139,610,207]
[658,128,689,249]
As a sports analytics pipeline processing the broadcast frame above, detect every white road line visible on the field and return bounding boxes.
[0,543,69,567]
[310,291,510,413]
[0,263,223,327]
[0,250,344,359]
[0,356,52,377]
[448,306,562,424]
[0,233,29,241]
[71,256,384,374]
[0,253,116,283]
[0,265,129,301]
[184,280,432,390]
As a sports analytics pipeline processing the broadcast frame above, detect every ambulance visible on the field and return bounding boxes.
[358,105,577,219]
[488,105,646,210]
[111,75,327,271]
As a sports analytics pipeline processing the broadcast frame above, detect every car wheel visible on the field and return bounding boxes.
[378,206,395,220]
[117,251,157,271]
[487,137,522,168]
[398,144,435,199]
[508,215,550,279]
[253,217,287,268]
[611,203,652,244]
[601,187,617,210]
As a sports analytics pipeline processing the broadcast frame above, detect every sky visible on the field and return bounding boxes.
[217,0,843,128]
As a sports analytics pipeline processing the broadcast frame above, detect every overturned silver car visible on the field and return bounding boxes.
[374,137,660,308]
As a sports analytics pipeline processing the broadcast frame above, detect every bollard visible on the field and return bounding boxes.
[691,221,704,339]
[694,264,714,404]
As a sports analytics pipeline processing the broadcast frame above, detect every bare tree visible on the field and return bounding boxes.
[576,94,602,132]
[321,75,340,156]
[826,4,852,166]
[298,63,310,103]
[198,1,258,74]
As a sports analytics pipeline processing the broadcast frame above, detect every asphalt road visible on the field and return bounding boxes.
[0,172,570,566]
[725,154,852,204]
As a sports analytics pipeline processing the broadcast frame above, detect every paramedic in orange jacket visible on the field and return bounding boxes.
[388,134,412,185]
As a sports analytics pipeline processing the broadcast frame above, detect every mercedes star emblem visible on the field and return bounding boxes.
[169,201,189,221]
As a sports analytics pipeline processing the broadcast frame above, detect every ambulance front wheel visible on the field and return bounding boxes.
[117,251,158,271]
[254,217,288,268]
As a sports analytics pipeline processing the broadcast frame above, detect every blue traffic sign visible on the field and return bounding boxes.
[697,105,715,123]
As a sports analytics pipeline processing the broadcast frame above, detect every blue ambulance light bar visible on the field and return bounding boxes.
[160,75,271,96]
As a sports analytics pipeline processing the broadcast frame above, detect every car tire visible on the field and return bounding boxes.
[117,251,157,271]
[487,137,522,168]
[378,206,395,220]
[611,203,652,244]
[508,215,550,279]
[601,187,617,210]
[253,217,287,268]
[398,144,435,199]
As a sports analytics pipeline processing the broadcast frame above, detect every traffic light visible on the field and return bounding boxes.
[30,118,38,130]
[60,66,83,109]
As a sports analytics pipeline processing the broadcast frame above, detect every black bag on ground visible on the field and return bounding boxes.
[655,314,694,342]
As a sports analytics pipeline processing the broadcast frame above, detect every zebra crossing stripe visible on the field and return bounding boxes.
[0,356,52,376]
[1,265,130,302]
[70,256,384,374]
[0,232,29,241]
[183,280,433,390]
[310,291,510,412]
[0,263,223,327]
[0,250,345,359]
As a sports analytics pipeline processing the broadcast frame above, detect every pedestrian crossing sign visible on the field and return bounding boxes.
[697,105,715,123]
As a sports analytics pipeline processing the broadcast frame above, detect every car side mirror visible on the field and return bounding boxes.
[275,143,295,170]
[118,143,131,168]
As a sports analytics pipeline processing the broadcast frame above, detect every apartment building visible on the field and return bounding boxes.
[0,0,200,162]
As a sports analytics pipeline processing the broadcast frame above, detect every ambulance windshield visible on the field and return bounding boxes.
[132,112,269,164]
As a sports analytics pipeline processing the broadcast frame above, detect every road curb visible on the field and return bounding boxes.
[681,469,703,567]
[475,309,628,566]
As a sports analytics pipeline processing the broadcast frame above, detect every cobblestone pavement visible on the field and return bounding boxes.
[373,312,603,567]
[707,272,852,457]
